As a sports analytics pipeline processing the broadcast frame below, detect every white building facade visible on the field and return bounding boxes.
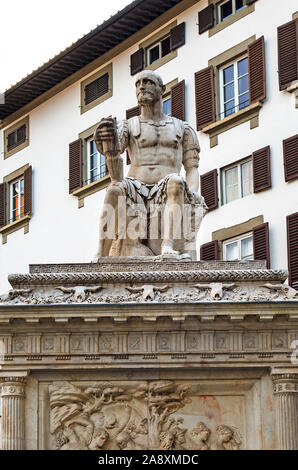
[0,0,297,293]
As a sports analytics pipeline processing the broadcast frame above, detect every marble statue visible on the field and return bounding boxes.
[92,70,207,260]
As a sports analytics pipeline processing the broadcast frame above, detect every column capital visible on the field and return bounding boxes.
[271,367,298,394]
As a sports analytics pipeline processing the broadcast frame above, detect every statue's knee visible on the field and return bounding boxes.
[105,184,123,203]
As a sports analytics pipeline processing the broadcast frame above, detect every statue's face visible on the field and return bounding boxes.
[135,73,162,105]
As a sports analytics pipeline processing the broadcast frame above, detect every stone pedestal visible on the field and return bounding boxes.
[0,259,297,449]
[0,373,28,450]
[271,368,298,450]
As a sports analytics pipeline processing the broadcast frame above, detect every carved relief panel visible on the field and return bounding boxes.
[47,380,247,450]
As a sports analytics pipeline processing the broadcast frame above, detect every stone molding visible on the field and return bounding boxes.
[8,269,288,287]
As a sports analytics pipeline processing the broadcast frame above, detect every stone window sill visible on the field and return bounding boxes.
[286,81,298,93]
[73,175,111,208]
[202,101,263,147]
[0,215,31,244]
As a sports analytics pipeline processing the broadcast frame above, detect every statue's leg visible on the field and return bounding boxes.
[161,175,185,256]
[92,184,124,261]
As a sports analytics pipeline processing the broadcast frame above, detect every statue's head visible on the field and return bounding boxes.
[135,71,166,106]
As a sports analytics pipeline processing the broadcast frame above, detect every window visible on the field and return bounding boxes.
[219,56,249,118]
[9,178,24,224]
[85,73,108,106]
[163,97,171,116]
[3,116,29,159]
[80,63,113,114]
[218,0,246,23]
[0,164,32,243]
[223,232,253,261]
[147,35,171,66]
[85,139,107,185]
[222,158,252,204]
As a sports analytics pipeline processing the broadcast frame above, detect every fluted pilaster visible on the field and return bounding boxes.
[0,377,27,450]
[271,369,298,450]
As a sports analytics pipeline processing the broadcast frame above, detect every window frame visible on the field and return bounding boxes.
[217,0,246,23]
[139,21,177,72]
[146,34,171,67]
[80,63,113,114]
[207,0,255,38]
[221,156,253,205]
[223,231,253,261]
[3,116,29,159]
[9,176,25,225]
[219,55,249,119]
[85,137,107,186]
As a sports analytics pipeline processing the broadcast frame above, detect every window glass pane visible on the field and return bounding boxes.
[161,37,171,57]
[163,98,171,116]
[225,241,238,260]
[99,154,106,178]
[90,140,97,155]
[224,82,234,101]
[237,58,248,77]
[236,0,245,11]
[223,64,234,84]
[239,92,249,110]
[225,166,238,203]
[238,75,248,94]
[220,0,233,20]
[241,160,253,197]
[149,44,160,64]
[241,236,253,260]
[224,100,235,117]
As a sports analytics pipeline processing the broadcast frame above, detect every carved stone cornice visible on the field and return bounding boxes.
[8,269,288,287]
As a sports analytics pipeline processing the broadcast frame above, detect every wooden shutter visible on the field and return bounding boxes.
[0,182,6,228]
[17,125,26,145]
[126,107,140,165]
[171,80,185,121]
[170,22,185,50]
[277,19,298,90]
[126,106,141,120]
[200,169,218,211]
[195,66,215,130]
[130,49,144,76]
[198,5,214,34]
[248,36,266,103]
[287,212,298,290]
[24,165,32,215]
[85,73,108,105]
[283,134,298,182]
[69,139,82,193]
[252,145,271,192]
[200,240,219,261]
[253,222,270,268]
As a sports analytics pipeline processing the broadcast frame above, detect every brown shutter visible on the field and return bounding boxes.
[195,66,215,130]
[126,106,141,120]
[171,80,185,121]
[252,145,271,192]
[130,49,144,76]
[69,139,82,193]
[200,169,218,211]
[277,19,298,90]
[248,36,266,103]
[125,107,141,165]
[0,182,7,228]
[17,124,26,145]
[253,222,270,268]
[85,73,109,105]
[246,0,258,5]
[283,134,298,182]
[24,165,32,215]
[287,212,298,290]
[198,5,214,34]
[170,22,185,50]
[200,240,219,261]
